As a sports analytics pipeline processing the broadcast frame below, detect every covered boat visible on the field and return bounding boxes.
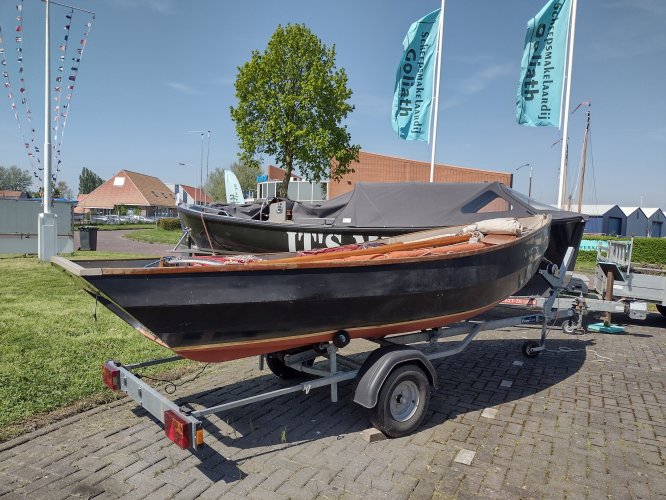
[52,215,550,363]
[178,182,585,270]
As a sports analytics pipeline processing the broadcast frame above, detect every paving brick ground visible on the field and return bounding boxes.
[1,310,664,499]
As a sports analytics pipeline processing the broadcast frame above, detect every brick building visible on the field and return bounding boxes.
[327,151,512,198]
[262,151,512,201]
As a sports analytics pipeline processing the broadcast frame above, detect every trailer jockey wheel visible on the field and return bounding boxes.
[265,350,315,379]
[562,319,577,334]
[521,340,541,358]
[370,364,430,438]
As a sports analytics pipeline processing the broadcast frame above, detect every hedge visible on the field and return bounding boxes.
[581,237,666,265]
[157,218,181,231]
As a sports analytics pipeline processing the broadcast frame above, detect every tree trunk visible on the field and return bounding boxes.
[278,155,293,198]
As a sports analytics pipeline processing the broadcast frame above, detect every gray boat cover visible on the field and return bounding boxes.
[291,182,585,228]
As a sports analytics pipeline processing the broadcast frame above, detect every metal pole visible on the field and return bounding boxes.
[428,0,445,183]
[516,163,532,196]
[199,132,204,204]
[557,0,578,208]
[43,0,52,214]
[576,109,590,213]
[205,130,211,189]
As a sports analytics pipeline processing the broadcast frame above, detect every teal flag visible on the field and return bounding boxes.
[516,0,571,127]
[392,9,441,141]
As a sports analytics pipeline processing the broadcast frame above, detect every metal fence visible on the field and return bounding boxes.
[0,199,74,254]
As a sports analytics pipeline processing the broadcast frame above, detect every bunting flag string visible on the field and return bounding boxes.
[51,8,73,178]
[0,1,95,185]
[0,2,40,176]
[52,9,95,182]
[14,1,41,173]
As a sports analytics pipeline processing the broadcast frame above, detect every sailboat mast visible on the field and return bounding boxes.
[576,108,590,213]
[557,0,578,208]
[428,0,445,183]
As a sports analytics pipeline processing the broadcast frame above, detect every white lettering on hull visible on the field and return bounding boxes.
[287,231,379,252]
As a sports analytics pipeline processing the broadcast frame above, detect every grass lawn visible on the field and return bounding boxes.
[573,260,596,274]
[123,227,183,245]
[0,255,196,442]
[74,223,156,231]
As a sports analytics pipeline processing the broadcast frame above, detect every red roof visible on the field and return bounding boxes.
[79,170,176,209]
[0,190,27,199]
[180,185,213,204]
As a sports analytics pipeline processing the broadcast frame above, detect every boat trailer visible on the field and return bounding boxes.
[504,239,666,333]
[101,261,571,451]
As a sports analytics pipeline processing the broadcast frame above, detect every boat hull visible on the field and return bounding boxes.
[61,218,550,362]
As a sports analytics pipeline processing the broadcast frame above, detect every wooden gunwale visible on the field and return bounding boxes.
[52,216,549,278]
[97,235,512,276]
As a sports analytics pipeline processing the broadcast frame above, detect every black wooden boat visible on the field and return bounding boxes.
[178,182,585,271]
[52,215,550,363]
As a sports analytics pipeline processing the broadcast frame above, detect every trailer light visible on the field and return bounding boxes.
[102,361,120,391]
[164,410,191,449]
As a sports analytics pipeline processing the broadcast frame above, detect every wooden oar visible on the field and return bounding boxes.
[261,232,472,265]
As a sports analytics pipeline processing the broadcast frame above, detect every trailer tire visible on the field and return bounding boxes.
[522,340,541,358]
[370,364,430,438]
[266,351,315,379]
[656,304,666,318]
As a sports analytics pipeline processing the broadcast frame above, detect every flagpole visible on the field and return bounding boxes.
[557,0,578,209]
[43,0,52,215]
[429,0,445,183]
[38,0,58,261]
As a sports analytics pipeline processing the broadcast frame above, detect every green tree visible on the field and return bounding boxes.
[230,161,262,197]
[78,167,104,194]
[0,165,32,191]
[204,168,226,203]
[230,23,360,198]
[53,180,73,199]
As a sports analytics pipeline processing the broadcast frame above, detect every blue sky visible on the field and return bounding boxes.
[0,0,664,207]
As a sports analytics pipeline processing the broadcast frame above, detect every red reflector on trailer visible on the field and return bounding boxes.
[164,410,191,449]
[102,361,120,391]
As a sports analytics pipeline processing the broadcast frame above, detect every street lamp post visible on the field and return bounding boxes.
[516,163,533,198]
[178,162,198,205]
[186,130,211,201]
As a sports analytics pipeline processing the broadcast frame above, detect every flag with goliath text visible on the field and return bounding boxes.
[516,0,571,127]
[392,8,440,141]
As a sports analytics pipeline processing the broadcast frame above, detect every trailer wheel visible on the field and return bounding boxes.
[562,319,577,334]
[370,364,430,438]
[656,304,666,318]
[265,351,315,379]
[522,340,541,358]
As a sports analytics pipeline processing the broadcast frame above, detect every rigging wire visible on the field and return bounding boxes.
[588,120,598,209]
[566,101,591,210]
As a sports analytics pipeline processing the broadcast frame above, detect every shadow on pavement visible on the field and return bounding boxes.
[146,335,593,483]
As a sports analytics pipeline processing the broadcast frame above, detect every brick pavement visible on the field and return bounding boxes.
[1,311,664,499]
